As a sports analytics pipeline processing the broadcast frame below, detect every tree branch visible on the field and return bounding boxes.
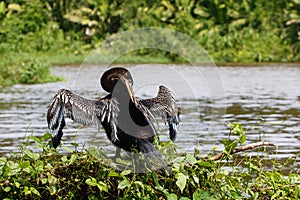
[212,140,277,161]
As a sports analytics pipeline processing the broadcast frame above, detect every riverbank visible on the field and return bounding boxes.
[2,50,300,86]
[40,52,300,67]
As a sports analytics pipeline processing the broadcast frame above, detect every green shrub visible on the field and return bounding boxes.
[0,54,62,85]
[1,0,299,65]
[0,123,299,199]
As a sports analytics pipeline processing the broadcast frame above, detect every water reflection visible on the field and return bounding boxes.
[0,64,299,171]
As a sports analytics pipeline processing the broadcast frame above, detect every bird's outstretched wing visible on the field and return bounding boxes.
[139,85,180,141]
[47,89,119,148]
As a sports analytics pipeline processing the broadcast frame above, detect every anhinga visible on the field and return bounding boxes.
[47,67,179,172]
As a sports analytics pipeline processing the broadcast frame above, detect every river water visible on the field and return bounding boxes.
[0,64,299,171]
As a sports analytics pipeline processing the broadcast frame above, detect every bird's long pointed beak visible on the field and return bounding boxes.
[125,80,136,103]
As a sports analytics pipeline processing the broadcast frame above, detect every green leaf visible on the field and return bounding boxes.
[3,186,11,192]
[61,156,68,163]
[179,197,190,200]
[24,186,31,195]
[86,177,108,192]
[24,150,39,160]
[29,135,41,145]
[48,185,57,195]
[34,160,44,173]
[88,194,98,200]
[241,193,251,198]
[6,160,18,169]
[47,173,58,185]
[221,139,238,152]
[0,157,7,165]
[172,157,185,163]
[118,180,130,190]
[240,133,246,145]
[193,191,200,200]
[41,178,48,184]
[5,161,20,176]
[134,181,144,189]
[193,190,215,200]
[19,161,30,169]
[221,139,232,146]
[155,185,169,196]
[167,193,178,200]
[22,165,34,174]
[186,153,197,165]
[108,171,119,177]
[69,154,77,164]
[0,1,6,15]
[14,181,21,188]
[176,173,187,193]
[230,18,247,28]
[24,149,35,159]
[121,170,131,176]
[194,6,209,18]
[40,133,51,141]
[193,175,199,184]
[8,3,21,12]
[86,177,98,186]
[230,122,243,136]
[197,161,213,168]
[97,181,108,192]
[71,142,79,147]
[30,187,41,197]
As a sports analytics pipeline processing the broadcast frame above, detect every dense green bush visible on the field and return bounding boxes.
[0,0,299,62]
[58,0,300,62]
[0,123,299,199]
[0,0,300,84]
[0,54,62,85]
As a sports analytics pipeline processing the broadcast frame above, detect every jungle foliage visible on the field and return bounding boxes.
[0,0,300,84]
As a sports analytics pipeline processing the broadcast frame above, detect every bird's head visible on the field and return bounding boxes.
[101,67,135,102]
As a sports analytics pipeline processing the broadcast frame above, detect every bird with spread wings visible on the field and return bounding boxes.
[47,67,179,172]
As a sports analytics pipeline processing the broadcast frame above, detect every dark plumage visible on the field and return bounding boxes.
[47,67,179,172]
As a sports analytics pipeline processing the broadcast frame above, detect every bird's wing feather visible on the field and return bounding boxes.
[47,89,118,148]
[139,85,180,141]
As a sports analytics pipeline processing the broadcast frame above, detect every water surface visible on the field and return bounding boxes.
[0,64,299,171]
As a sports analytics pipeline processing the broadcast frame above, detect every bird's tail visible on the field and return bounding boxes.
[138,139,172,175]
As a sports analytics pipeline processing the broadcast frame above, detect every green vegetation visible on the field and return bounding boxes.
[0,0,300,84]
[0,53,62,85]
[1,2,299,198]
[0,122,299,199]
